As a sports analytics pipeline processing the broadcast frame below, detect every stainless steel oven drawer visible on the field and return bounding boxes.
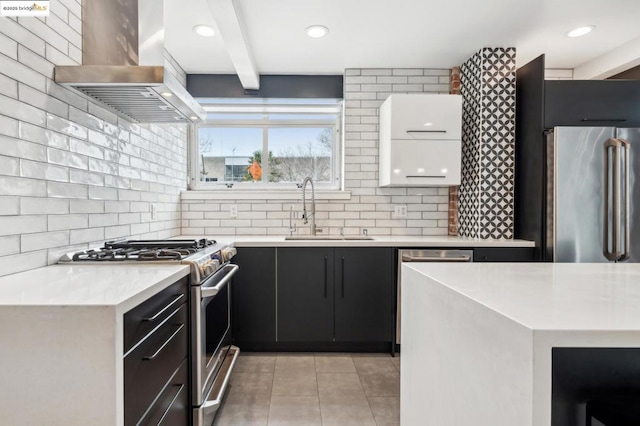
[123,276,188,354]
[124,303,188,426]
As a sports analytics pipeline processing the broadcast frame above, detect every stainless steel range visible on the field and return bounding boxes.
[60,238,239,426]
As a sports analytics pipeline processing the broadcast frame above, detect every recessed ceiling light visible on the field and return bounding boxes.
[424,122,433,126]
[306,25,329,38]
[161,92,172,97]
[193,25,215,37]
[567,25,595,38]
[190,116,198,120]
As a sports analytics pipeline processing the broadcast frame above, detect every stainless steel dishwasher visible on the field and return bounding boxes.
[396,249,473,345]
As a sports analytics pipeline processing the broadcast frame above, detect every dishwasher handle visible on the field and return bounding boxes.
[401,254,472,262]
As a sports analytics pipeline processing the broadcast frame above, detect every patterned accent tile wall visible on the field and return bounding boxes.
[459,48,516,239]
[0,9,188,277]
[182,69,452,237]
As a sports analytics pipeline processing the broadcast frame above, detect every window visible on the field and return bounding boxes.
[191,99,342,190]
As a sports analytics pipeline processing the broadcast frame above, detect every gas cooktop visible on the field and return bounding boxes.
[59,238,236,284]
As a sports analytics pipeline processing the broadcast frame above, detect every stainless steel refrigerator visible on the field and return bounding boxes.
[546,127,640,262]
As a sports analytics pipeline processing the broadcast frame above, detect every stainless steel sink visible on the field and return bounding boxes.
[284,235,374,241]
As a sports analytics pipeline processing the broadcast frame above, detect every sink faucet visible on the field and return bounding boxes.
[301,176,321,236]
[288,205,297,236]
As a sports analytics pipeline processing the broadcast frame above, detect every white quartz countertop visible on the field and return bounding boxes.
[0,264,190,313]
[177,235,534,248]
[405,262,640,331]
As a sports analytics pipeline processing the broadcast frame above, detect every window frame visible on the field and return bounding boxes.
[189,113,343,191]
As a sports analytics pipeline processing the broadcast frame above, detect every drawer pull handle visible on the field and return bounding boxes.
[581,118,627,122]
[406,130,447,133]
[142,294,184,322]
[157,384,185,425]
[143,324,184,361]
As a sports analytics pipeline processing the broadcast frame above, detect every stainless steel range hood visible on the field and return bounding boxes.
[54,0,206,123]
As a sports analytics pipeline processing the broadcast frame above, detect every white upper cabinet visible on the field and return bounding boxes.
[379,94,462,187]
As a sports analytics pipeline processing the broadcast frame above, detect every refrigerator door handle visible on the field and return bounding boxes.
[620,138,631,261]
[603,138,622,261]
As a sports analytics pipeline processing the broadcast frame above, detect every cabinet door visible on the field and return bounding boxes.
[387,94,462,140]
[277,247,334,342]
[385,139,461,186]
[545,80,640,128]
[474,247,536,262]
[232,247,276,348]
[334,248,393,342]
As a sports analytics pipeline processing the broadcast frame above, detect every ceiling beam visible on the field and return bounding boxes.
[573,36,640,80]
[206,0,260,89]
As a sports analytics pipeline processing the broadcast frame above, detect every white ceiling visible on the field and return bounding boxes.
[164,0,640,75]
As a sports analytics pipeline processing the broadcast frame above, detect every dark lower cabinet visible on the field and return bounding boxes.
[232,247,277,349]
[277,247,394,350]
[123,277,189,426]
[474,247,535,262]
[334,248,393,342]
[277,247,334,342]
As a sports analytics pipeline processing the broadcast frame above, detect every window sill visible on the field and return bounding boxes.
[181,189,352,201]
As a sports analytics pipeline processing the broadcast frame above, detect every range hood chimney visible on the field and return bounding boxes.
[54,0,206,123]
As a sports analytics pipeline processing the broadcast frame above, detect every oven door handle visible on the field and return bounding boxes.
[200,264,239,299]
[201,346,241,412]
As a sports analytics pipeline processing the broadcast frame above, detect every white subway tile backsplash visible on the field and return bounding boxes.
[20,159,68,182]
[0,235,20,256]
[0,48,47,91]
[70,169,104,186]
[46,80,87,111]
[0,14,187,277]
[69,199,104,214]
[0,73,18,100]
[46,12,81,50]
[88,213,118,228]
[69,227,104,245]
[104,225,130,240]
[0,250,47,276]
[48,214,88,231]
[17,45,54,78]
[178,69,451,237]
[16,18,65,55]
[0,18,46,55]
[88,158,118,175]
[21,230,69,252]
[0,155,20,176]
[69,107,103,131]
[47,181,88,199]
[0,175,47,196]
[88,186,118,200]
[47,113,87,139]
[118,212,140,225]
[362,69,392,76]
[19,122,69,150]
[0,196,20,215]
[47,147,88,169]
[0,215,47,236]
[0,93,47,126]
[0,31,17,59]
[69,137,103,159]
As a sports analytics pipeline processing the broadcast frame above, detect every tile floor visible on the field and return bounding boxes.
[213,352,400,426]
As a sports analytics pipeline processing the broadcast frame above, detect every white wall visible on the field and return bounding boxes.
[0,6,188,277]
[182,68,452,237]
[544,69,573,80]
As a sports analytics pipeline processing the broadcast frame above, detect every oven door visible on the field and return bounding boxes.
[191,264,239,409]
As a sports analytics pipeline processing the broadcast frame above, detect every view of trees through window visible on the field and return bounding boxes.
[198,127,334,184]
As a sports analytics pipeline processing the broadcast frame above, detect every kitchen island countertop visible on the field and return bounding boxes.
[401,262,640,426]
